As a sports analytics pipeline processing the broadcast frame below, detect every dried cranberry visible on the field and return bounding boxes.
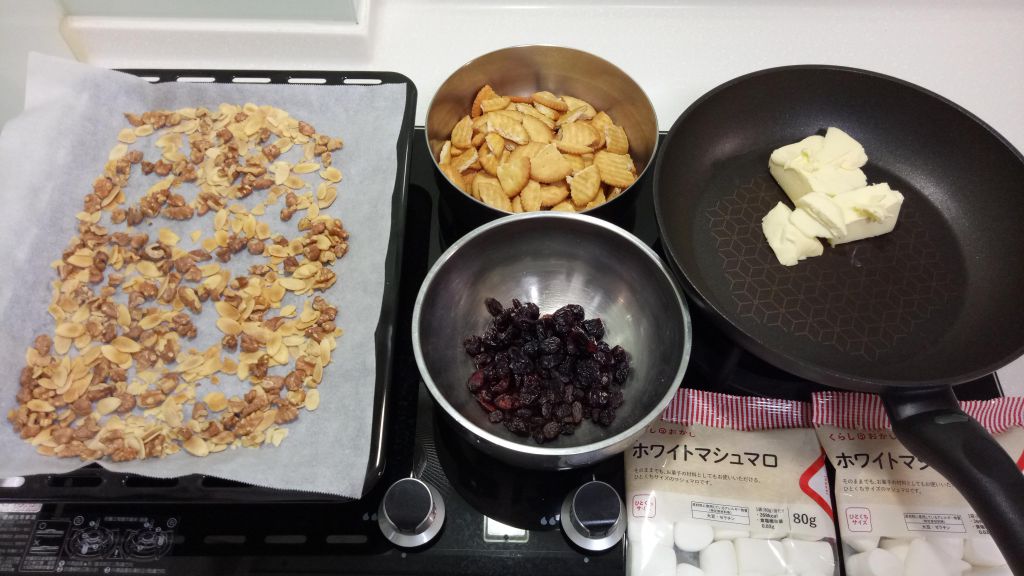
[583,318,605,340]
[463,297,630,442]
[522,340,539,357]
[476,393,496,413]
[510,359,532,375]
[614,363,630,384]
[494,394,516,411]
[540,336,563,355]
[539,354,561,369]
[542,421,561,440]
[464,335,484,355]
[571,401,583,424]
[490,377,510,395]
[555,403,572,421]
[485,297,504,317]
[507,417,528,436]
[612,345,627,363]
[466,369,484,392]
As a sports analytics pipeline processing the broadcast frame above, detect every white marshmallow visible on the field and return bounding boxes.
[845,549,902,576]
[630,544,677,576]
[963,537,1006,568]
[926,536,964,561]
[677,563,706,576]
[879,538,912,550]
[713,527,751,541]
[845,536,881,553]
[733,538,787,576]
[782,538,836,576]
[966,566,1013,576]
[904,539,951,576]
[675,521,715,552]
[629,518,675,548]
[700,540,738,576]
[878,538,910,564]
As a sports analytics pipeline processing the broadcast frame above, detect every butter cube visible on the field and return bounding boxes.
[768,127,868,204]
[762,202,823,266]
[830,183,904,245]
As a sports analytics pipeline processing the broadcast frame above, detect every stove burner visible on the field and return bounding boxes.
[431,403,622,532]
[123,529,173,560]
[67,527,115,558]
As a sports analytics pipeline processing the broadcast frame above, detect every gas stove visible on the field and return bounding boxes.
[0,131,1002,575]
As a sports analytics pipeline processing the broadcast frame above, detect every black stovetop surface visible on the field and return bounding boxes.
[0,130,1001,576]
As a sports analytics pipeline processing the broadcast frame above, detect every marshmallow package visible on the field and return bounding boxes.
[812,393,1024,576]
[626,389,838,576]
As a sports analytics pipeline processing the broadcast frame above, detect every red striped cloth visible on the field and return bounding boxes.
[660,388,811,430]
[811,392,1024,434]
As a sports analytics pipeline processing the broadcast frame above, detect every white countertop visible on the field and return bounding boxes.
[3,0,1024,393]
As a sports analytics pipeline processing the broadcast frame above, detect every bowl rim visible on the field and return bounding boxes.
[423,43,660,216]
[411,212,692,458]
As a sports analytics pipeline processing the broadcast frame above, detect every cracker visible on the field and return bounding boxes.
[497,156,531,197]
[532,91,569,112]
[594,150,636,188]
[570,165,601,207]
[472,84,498,117]
[530,144,573,183]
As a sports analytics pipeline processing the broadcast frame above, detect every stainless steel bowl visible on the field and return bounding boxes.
[425,45,659,235]
[412,213,691,469]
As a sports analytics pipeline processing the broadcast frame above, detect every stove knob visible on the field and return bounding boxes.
[560,480,626,552]
[378,477,445,548]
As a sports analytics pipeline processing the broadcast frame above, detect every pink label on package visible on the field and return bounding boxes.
[633,494,655,518]
[846,507,873,532]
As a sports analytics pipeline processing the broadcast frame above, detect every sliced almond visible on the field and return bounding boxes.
[320,166,342,183]
[26,399,55,412]
[305,389,321,411]
[183,436,210,457]
[278,277,307,292]
[204,391,228,412]
[55,322,85,338]
[96,396,122,416]
[216,317,242,335]
[111,336,142,354]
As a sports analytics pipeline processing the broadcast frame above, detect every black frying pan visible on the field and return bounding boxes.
[654,65,1024,569]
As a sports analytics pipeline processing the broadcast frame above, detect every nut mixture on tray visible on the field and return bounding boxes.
[7,103,350,461]
[438,85,638,212]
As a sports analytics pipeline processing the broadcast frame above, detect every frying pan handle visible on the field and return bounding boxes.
[884,388,1024,572]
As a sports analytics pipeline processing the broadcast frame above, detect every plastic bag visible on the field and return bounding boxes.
[812,392,1024,576]
[625,389,838,576]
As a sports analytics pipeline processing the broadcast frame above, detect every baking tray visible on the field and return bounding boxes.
[0,68,417,501]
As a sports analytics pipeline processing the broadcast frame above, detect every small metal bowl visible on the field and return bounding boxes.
[425,45,659,240]
[412,213,691,470]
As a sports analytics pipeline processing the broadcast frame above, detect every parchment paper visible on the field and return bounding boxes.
[0,54,408,497]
